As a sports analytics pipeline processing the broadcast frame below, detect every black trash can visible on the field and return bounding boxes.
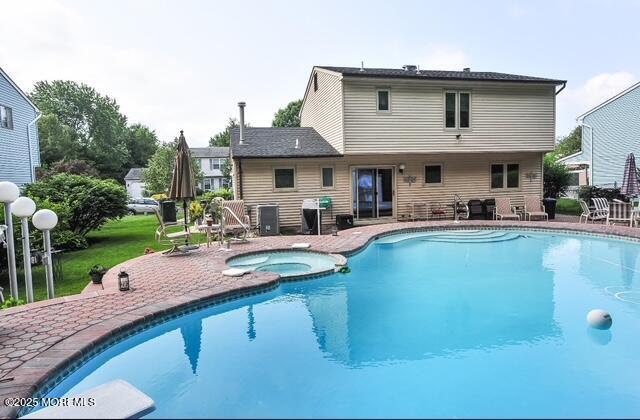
[542,198,557,220]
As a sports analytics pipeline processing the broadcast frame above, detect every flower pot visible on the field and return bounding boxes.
[91,273,104,284]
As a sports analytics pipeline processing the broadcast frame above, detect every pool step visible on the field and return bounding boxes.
[421,232,522,243]
[377,230,523,245]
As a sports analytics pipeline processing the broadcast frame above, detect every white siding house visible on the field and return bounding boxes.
[124,167,146,198]
[191,147,229,191]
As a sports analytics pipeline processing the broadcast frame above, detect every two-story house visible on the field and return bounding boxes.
[230,65,565,228]
[0,66,41,186]
[558,81,640,190]
[192,147,230,192]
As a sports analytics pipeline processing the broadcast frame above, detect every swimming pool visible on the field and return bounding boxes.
[33,229,640,418]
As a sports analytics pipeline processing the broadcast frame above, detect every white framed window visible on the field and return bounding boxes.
[376,89,391,112]
[321,166,334,189]
[203,178,212,191]
[0,105,12,129]
[424,164,443,185]
[444,91,471,129]
[273,167,296,190]
[209,158,224,170]
[490,163,520,190]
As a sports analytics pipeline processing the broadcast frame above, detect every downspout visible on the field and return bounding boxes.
[581,122,594,186]
[26,112,42,183]
[238,158,243,199]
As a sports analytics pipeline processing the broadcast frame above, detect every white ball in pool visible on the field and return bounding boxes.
[587,309,612,330]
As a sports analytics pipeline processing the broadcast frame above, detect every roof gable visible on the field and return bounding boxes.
[0,66,39,112]
[577,81,640,121]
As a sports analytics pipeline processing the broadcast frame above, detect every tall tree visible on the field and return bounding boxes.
[209,118,241,147]
[272,99,302,127]
[126,123,159,168]
[31,80,129,179]
[552,126,582,159]
[142,141,203,195]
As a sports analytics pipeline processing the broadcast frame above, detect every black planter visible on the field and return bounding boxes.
[91,273,104,284]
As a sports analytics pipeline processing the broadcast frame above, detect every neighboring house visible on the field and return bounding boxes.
[124,167,146,198]
[230,65,565,228]
[0,66,41,186]
[191,147,230,191]
[559,81,640,191]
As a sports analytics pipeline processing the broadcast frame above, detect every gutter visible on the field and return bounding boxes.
[26,112,42,183]
[555,81,567,96]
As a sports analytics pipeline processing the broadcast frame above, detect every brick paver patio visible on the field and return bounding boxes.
[0,218,636,418]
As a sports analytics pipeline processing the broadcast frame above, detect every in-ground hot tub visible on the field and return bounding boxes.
[227,251,342,277]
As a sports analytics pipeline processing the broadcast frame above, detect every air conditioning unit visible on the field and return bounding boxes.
[257,204,279,236]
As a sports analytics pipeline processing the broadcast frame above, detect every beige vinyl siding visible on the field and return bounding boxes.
[300,69,344,153]
[343,78,556,154]
[237,152,543,228]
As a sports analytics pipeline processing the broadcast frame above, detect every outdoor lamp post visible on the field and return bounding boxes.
[33,209,58,299]
[0,181,21,300]
[12,197,37,303]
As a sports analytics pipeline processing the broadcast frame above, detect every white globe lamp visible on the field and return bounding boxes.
[587,309,612,330]
[13,197,37,303]
[33,209,58,299]
[0,181,20,300]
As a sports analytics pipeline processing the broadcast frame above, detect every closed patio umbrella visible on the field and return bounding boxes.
[169,130,197,235]
[621,153,640,197]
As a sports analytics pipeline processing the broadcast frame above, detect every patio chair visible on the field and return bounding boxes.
[592,197,610,218]
[579,200,603,223]
[632,198,640,227]
[494,197,520,220]
[154,209,193,255]
[430,202,447,220]
[523,195,548,221]
[607,201,633,226]
[221,200,251,241]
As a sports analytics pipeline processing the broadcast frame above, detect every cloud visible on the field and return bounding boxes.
[421,46,469,71]
[556,71,637,136]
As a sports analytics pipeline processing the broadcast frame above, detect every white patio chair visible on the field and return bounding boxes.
[579,200,605,224]
[607,201,633,226]
[494,197,520,221]
[154,209,193,255]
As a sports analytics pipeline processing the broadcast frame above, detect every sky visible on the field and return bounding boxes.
[1,0,639,147]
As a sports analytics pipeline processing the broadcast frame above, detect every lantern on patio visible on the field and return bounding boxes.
[118,268,130,291]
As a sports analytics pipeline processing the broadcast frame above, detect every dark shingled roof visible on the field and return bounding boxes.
[124,167,144,180]
[230,127,342,159]
[191,146,229,158]
[317,66,566,85]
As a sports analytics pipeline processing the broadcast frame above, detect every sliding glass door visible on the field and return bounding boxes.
[352,167,394,220]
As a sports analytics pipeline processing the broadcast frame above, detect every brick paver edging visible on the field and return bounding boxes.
[1,220,640,418]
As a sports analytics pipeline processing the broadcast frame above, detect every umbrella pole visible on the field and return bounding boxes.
[183,200,189,246]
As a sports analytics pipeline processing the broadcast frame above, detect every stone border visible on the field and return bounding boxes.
[2,220,640,418]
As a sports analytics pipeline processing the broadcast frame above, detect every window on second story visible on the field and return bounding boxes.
[209,158,226,170]
[0,105,13,129]
[377,89,390,112]
[444,91,471,129]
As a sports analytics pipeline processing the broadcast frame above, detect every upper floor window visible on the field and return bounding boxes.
[313,73,318,92]
[491,163,520,189]
[209,158,226,170]
[444,91,471,129]
[0,105,13,129]
[377,89,390,112]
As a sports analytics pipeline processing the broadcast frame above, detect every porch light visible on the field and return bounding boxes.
[12,197,37,303]
[0,181,20,300]
[398,164,406,174]
[33,209,58,299]
[118,269,130,291]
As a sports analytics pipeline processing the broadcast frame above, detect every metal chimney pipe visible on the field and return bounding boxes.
[238,102,246,145]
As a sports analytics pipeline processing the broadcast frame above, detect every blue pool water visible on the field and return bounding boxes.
[37,230,640,418]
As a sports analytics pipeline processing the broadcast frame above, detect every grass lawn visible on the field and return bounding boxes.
[557,198,582,216]
[0,215,202,301]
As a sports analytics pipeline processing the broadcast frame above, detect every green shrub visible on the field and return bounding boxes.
[23,174,128,250]
[151,193,168,202]
[543,155,571,198]
[202,188,233,201]
[578,186,623,203]
[1,297,25,309]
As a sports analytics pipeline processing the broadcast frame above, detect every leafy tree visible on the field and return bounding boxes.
[126,123,159,168]
[43,159,100,178]
[221,159,233,188]
[31,80,130,180]
[272,99,302,127]
[551,126,582,160]
[209,118,248,147]
[142,141,203,195]
[543,154,572,198]
[23,174,129,249]
[37,114,80,165]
